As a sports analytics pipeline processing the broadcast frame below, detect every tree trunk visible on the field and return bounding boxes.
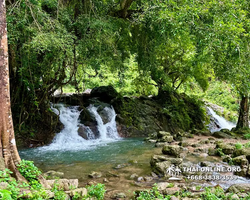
[236,95,249,129]
[0,0,26,181]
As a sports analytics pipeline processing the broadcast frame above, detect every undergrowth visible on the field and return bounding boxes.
[0,160,106,200]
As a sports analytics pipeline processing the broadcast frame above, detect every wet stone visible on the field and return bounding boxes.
[162,145,182,157]
[88,171,102,178]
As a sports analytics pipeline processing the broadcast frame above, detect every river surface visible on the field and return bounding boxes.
[19,138,158,182]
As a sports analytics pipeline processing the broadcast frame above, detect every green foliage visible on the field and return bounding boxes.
[167,183,174,188]
[202,187,226,200]
[0,169,20,199]
[72,192,81,200]
[244,134,250,140]
[0,189,12,200]
[245,142,250,148]
[235,143,243,150]
[181,79,238,122]
[51,183,67,200]
[85,183,106,200]
[161,91,207,131]
[135,184,171,200]
[17,160,42,189]
[216,148,225,157]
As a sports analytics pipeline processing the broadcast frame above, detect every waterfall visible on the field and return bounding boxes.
[40,104,120,151]
[88,105,119,140]
[207,107,235,132]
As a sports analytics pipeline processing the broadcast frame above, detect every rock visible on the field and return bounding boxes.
[91,86,118,103]
[157,136,174,143]
[128,160,138,164]
[188,192,204,198]
[88,171,102,178]
[222,155,232,163]
[200,161,214,167]
[43,170,64,179]
[0,182,8,189]
[103,178,109,183]
[157,131,171,138]
[237,193,248,198]
[191,144,201,148]
[156,182,170,191]
[213,131,233,139]
[78,125,92,140]
[144,176,153,182]
[45,190,55,199]
[155,142,168,147]
[216,143,235,155]
[148,139,157,143]
[230,194,240,199]
[114,192,126,199]
[170,196,179,200]
[130,173,138,179]
[232,155,248,167]
[179,141,190,147]
[208,148,217,156]
[200,130,212,136]
[87,181,97,185]
[137,177,144,182]
[227,183,250,193]
[151,155,183,165]
[151,156,182,176]
[162,145,182,157]
[151,172,158,178]
[163,187,181,195]
[239,148,250,157]
[114,164,129,169]
[107,171,119,177]
[47,179,78,191]
[65,188,87,197]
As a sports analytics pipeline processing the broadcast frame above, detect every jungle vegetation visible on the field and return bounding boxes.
[1,0,250,172]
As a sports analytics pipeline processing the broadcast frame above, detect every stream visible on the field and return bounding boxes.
[18,105,250,196]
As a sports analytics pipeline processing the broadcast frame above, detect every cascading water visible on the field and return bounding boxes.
[39,104,120,151]
[207,107,235,132]
[88,105,119,140]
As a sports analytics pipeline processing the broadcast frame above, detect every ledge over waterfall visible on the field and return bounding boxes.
[51,86,207,139]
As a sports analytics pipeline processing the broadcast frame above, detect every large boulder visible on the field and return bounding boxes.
[232,155,248,167]
[47,179,78,191]
[213,131,233,139]
[43,170,64,179]
[91,86,118,103]
[227,184,250,193]
[216,142,235,155]
[150,155,182,176]
[162,145,182,157]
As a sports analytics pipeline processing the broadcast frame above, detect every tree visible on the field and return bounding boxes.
[200,0,250,129]
[0,0,26,181]
[128,0,210,94]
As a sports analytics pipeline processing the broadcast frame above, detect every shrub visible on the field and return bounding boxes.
[17,160,42,189]
[85,183,106,200]
[235,142,243,150]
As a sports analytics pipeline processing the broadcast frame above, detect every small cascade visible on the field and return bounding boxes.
[207,107,235,132]
[40,104,120,151]
[87,105,119,140]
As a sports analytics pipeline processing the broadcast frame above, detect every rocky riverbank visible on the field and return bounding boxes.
[31,130,250,199]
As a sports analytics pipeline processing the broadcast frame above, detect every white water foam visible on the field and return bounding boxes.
[207,107,235,132]
[39,104,120,151]
[88,105,119,140]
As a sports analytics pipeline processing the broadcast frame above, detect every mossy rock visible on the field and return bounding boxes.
[157,136,174,143]
[232,155,248,167]
[213,131,233,139]
[216,143,235,155]
[162,145,182,157]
